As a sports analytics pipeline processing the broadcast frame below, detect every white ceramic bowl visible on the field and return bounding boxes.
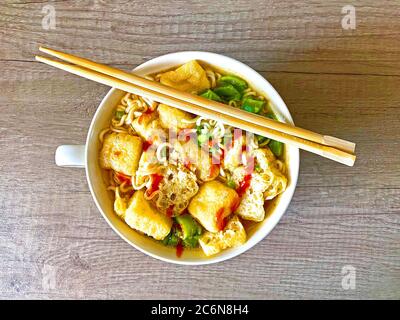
[56,52,299,265]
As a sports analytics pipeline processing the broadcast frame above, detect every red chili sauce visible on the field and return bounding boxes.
[146,174,163,197]
[142,139,153,151]
[116,172,131,185]
[216,208,227,231]
[166,205,174,218]
[176,242,184,258]
[236,174,252,197]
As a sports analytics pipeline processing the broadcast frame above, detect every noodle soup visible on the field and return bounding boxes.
[98,60,287,257]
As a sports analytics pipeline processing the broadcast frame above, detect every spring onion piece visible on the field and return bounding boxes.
[162,229,180,246]
[268,139,283,157]
[200,89,223,102]
[257,135,268,143]
[257,135,271,147]
[259,139,271,147]
[214,84,242,101]
[175,214,202,248]
[197,134,209,146]
[182,237,200,248]
[176,214,202,239]
[218,75,248,92]
[115,110,125,120]
[160,146,167,159]
[265,112,278,120]
[241,97,265,114]
[227,179,237,189]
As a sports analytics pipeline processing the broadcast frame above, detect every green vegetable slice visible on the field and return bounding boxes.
[268,139,283,158]
[227,179,237,189]
[200,89,223,102]
[162,229,180,247]
[265,112,278,120]
[214,84,242,101]
[241,97,265,114]
[115,110,125,120]
[175,214,202,248]
[218,75,248,92]
[182,237,200,248]
[176,214,202,239]
[256,135,270,147]
[197,133,209,146]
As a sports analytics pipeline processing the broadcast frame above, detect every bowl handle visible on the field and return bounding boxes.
[55,145,85,168]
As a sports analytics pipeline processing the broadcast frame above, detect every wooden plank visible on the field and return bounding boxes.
[0,0,399,299]
[2,1,400,75]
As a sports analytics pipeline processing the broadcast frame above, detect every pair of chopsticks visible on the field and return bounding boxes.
[35,46,356,166]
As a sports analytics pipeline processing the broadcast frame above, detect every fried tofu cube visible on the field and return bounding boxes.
[114,191,128,219]
[188,180,239,232]
[131,112,155,140]
[223,135,245,172]
[131,113,166,144]
[251,148,287,200]
[99,132,143,176]
[230,167,268,222]
[181,140,219,181]
[234,173,268,222]
[230,154,287,222]
[253,148,277,171]
[158,104,194,130]
[154,165,199,216]
[159,60,210,94]
[199,215,246,256]
[124,190,172,240]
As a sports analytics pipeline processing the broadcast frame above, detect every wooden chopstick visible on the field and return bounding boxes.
[35,53,356,166]
[38,46,355,155]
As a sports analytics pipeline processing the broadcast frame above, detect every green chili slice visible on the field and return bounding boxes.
[241,97,265,114]
[214,84,242,101]
[200,89,223,102]
[218,75,248,92]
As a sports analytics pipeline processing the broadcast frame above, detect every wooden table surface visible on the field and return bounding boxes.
[1,0,399,300]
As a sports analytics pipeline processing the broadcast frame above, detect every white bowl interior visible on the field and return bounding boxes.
[86,52,299,265]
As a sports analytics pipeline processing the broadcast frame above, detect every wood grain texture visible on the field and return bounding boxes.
[0,0,399,299]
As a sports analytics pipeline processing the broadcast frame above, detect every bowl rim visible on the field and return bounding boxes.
[85,51,300,265]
